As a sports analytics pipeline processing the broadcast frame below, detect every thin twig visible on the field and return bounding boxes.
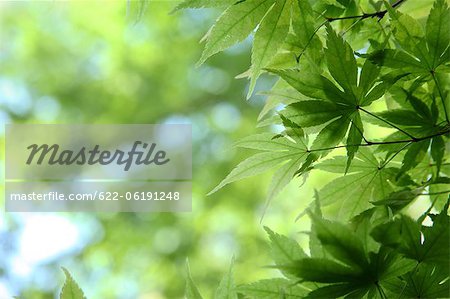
[326,0,407,22]
[295,0,406,61]
[349,117,370,144]
[422,190,450,196]
[306,128,449,153]
[380,142,412,168]
[358,106,417,140]
[296,20,327,62]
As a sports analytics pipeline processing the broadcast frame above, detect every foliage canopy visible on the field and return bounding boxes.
[181,0,450,298]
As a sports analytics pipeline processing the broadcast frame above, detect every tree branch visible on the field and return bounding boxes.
[306,128,449,153]
[295,0,406,62]
[326,0,407,22]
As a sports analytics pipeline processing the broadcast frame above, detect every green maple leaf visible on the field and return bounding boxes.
[60,268,86,299]
[264,226,307,279]
[189,0,294,98]
[257,78,305,123]
[371,199,450,265]
[369,0,450,75]
[208,132,309,207]
[371,93,449,173]
[215,257,238,299]
[371,201,450,298]
[421,210,450,265]
[281,214,415,298]
[270,25,398,170]
[186,258,238,299]
[308,213,368,269]
[197,0,276,65]
[315,148,397,219]
[238,278,307,298]
[247,0,291,97]
[238,228,313,298]
[291,0,322,59]
[384,263,450,299]
[308,193,329,259]
[171,0,236,12]
[186,261,204,299]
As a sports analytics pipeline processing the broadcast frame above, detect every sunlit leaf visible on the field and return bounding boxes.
[315,148,397,219]
[238,278,307,298]
[209,133,309,202]
[265,227,306,278]
[172,0,236,12]
[248,0,291,97]
[198,0,275,65]
[215,257,238,299]
[60,268,86,299]
[186,261,204,299]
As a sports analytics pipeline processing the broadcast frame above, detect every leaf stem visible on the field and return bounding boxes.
[380,142,412,169]
[296,20,327,62]
[358,106,417,140]
[350,118,370,144]
[295,0,406,61]
[431,72,450,124]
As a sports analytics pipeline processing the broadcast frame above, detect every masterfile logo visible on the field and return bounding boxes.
[26,141,170,171]
[5,124,192,212]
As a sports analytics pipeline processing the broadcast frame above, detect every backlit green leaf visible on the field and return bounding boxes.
[426,0,450,68]
[316,148,397,219]
[209,133,309,202]
[238,278,307,298]
[172,0,236,12]
[248,0,291,97]
[325,24,358,97]
[215,257,238,299]
[186,261,204,299]
[265,227,306,278]
[60,268,86,299]
[198,0,275,65]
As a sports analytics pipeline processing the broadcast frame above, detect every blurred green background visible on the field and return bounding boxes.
[0,1,316,298]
